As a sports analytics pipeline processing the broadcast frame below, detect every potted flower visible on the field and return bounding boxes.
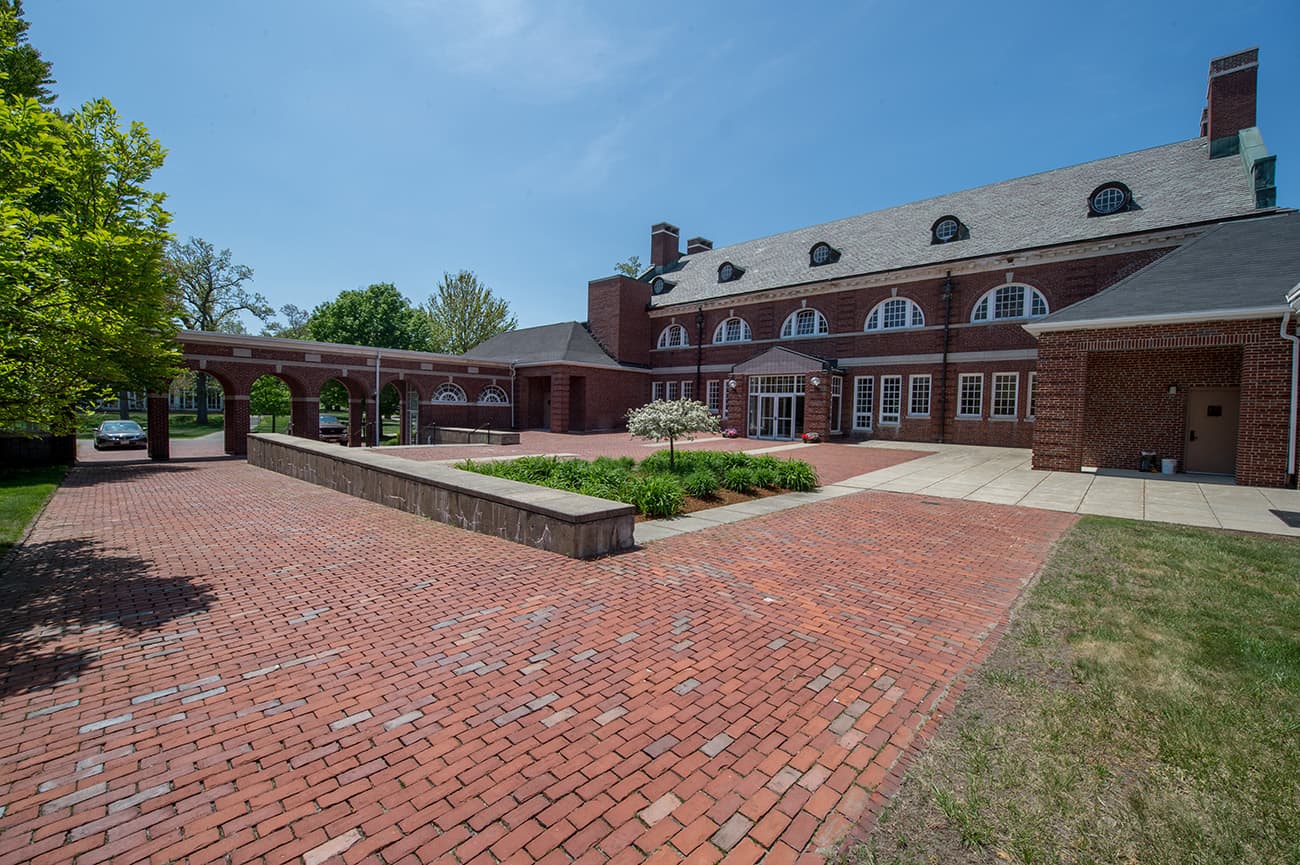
[721,427,739,438]
[801,431,822,443]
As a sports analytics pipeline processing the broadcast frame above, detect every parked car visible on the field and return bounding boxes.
[93,419,147,450]
[318,415,348,444]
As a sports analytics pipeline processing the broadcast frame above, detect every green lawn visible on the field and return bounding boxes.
[77,412,224,439]
[841,516,1300,865]
[0,466,67,559]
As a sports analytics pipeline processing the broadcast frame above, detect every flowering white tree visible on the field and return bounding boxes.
[626,399,721,469]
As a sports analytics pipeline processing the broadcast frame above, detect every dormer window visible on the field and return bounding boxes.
[717,261,744,283]
[1088,182,1133,216]
[931,216,967,244]
[651,277,675,295]
[657,323,689,349]
[809,242,840,266]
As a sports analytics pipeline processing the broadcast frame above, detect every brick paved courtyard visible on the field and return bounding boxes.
[1,440,1074,864]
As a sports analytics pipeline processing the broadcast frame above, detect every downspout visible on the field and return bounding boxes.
[374,351,382,447]
[510,361,517,430]
[938,272,953,443]
[694,306,705,400]
[1282,303,1299,487]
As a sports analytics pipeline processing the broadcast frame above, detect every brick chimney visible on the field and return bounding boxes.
[686,237,713,255]
[1204,48,1258,158]
[650,223,680,269]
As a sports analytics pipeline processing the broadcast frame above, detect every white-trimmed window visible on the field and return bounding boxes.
[853,376,874,431]
[992,373,1018,418]
[880,375,902,425]
[657,323,689,349]
[666,381,679,400]
[652,382,665,401]
[971,284,1049,322]
[865,298,924,331]
[909,375,931,417]
[706,380,721,413]
[713,317,752,344]
[1027,372,1038,419]
[957,374,983,418]
[681,381,694,400]
[434,382,467,403]
[829,376,843,434]
[477,385,509,404]
[780,308,829,338]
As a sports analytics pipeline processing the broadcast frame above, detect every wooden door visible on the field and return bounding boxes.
[1184,387,1239,475]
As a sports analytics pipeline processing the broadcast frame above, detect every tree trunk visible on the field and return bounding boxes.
[118,391,130,419]
[669,436,675,469]
[195,371,209,425]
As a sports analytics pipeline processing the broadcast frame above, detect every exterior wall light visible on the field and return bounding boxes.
[727,379,737,390]
[810,376,821,388]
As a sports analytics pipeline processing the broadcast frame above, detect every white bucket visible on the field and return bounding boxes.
[1161,458,1177,474]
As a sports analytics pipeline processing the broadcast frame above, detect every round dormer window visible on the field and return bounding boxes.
[812,244,831,265]
[934,218,959,242]
[719,263,734,282]
[1089,183,1131,215]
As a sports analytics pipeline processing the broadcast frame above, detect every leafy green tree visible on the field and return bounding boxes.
[309,282,433,351]
[167,237,269,422]
[0,1,54,104]
[422,270,517,355]
[250,375,290,432]
[626,399,719,469]
[614,256,642,278]
[0,14,177,434]
[263,304,311,340]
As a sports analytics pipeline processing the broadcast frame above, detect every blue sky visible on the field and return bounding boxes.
[32,1,1299,332]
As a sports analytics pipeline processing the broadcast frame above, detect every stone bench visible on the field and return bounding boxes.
[421,426,520,445]
[248,434,634,559]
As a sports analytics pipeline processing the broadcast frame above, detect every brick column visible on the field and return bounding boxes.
[724,376,747,437]
[804,377,830,438]
[291,397,317,439]
[223,393,250,456]
[146,393,170,461]
[550,373,570,434]
[1031,335,1087,472]
[1238,333,1291,486]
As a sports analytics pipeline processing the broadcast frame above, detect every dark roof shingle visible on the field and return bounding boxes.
[463,322,627,368]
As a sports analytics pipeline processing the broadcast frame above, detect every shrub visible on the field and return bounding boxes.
[721,466,755,494]
[551,459,589,491]
[751,462,780,490]
[632,475,686,518]
[778,459,820,492]
[682,469,720,498]
[638,450,678,475]
[626,399,720,469]
[510,455,558,484]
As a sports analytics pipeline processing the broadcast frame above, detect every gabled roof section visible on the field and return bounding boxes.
[650,137,1263,308]
[1025,212,1299,332]
[733,346,828,375]
[462,321,628,369]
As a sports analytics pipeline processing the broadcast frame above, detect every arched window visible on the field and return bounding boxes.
[713,317,752,344]
[970,284,1049,322]
[865,297,925,331]
[433,382,467,402]
[779,308,829,338]
[477,385,509,404]
[657,323,689,349]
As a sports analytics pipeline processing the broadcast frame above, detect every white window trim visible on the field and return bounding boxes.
[477,385,510,405]
[706,380,721,413]
[652,382,665,401]
[666,381,679,401]
[957,373,984,419]
[656,324,689,349]
[829,376,843,434]
[681,380,694,401]
[780,308,829,339]
[908,374,932,417]
[712,317,753,344]
[433,383,468,403]
[879,375,902,426]
[852,375,874,431]
[1026,371,1037,420]
[864,297,925,332]
[970,283,1050,323]
[991,371,1019,419]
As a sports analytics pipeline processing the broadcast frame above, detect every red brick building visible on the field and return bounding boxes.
[468,49,1300,486]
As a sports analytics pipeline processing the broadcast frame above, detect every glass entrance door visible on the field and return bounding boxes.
[746,376,805,440]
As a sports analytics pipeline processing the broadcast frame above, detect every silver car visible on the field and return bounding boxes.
[93,419,147,450]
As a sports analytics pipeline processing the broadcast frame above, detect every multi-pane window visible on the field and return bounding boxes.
[829,377,843,433]
[434,383,467,402]
[880,375,902,425]
[652,382,665,401]
[477,385,509,404]
[992,373,1018,418]
[1027,372,1038,419]
[657,324,688,348]
[713,317,752,343]
[909,375,931,416]
[971,285,1049,322]
[666,381,679,400]
[865,298,924,331]
[780,308,829,338]
[681,381,694,400]
[957,374,983,418]
[853,376,874,430]
[706,380,721,413]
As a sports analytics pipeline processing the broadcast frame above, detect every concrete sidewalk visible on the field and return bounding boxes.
[637,442,1300,542]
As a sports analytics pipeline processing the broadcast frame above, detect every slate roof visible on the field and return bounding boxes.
[647,137,1263,308]
[463,321,627,369]
[1028,212,1300,329]
[732,346,828,375]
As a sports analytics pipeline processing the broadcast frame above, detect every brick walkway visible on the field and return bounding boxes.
[0,446,1074,864]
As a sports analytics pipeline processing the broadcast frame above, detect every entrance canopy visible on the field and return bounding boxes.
[732,346,828,376]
